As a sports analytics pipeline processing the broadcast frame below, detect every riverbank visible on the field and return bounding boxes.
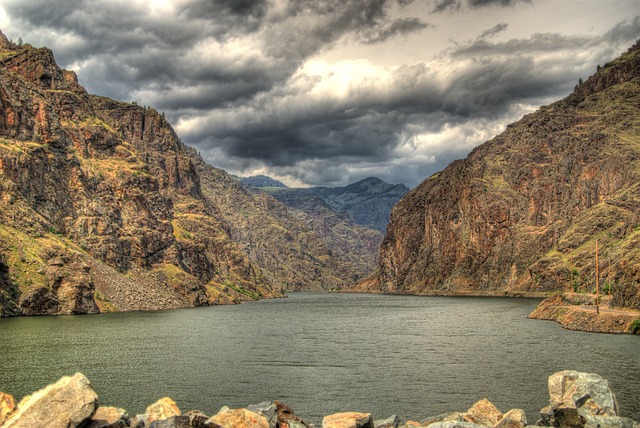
[1,370,637,428]
[528,293,640,334]
[345,289,551,298]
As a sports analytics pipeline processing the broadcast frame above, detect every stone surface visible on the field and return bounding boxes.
[582,415,636,428]
[548,370,618,416]
[553,407,585,428]
[184,409,211,428]
[465,399,503,427]
[323,412,374,428]
[149,415,192,428]
[375,415,402,428]
[0,392,16,425]
[274,400,308,428]
[247,402,277,428]
[426,422,486,428]
[86,406,130,428]
[2,373,98,428]
[207,407,270,428]
[493,409,526,428]
[144,397,182,425]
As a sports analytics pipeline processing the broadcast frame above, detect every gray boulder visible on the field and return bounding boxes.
[375,415,402,428]
[2,373,98,428]
[548,371,618,416]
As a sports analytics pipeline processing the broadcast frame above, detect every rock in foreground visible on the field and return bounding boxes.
[0,371,638,428]
[1,373,98,428]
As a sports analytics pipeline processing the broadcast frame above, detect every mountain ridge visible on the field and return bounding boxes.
[0,30,380,316]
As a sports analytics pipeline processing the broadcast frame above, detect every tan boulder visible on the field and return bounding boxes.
[144,397,182,424]
[0,392,17,425]
[86,406,130,427]
[493,409,526,428]
[2,373,98,428]
[323,412,374,428]
[465,399,503,427]
[207,407,270,428]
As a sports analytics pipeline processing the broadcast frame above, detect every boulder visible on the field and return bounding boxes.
[493,409,526,428]
[86,406,130,428]
[207,407,270,428]
[2,373,98,428]
[375,415,402,428]
[247,402,278,428]
[149,415,192,428]
[143,397,182,425]
[0,392,16,425]
[465,399,503,427]
[274,400,308,428]
[548,371,618,416]
[323,412,374,428]
[184,409,211,428]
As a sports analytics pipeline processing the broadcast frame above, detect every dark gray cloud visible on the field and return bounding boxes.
[432,0,530,13]
[2,0,638,188]
[477,23,508,40]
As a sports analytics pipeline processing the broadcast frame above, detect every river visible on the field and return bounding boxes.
[0,293,638,424]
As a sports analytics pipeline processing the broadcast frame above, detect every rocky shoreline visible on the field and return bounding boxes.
[528,294,640,335]
[1,371,638,428]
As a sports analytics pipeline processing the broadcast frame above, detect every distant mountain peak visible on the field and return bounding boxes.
[240,175,288,188]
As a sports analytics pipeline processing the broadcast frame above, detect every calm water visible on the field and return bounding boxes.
[0,293,638,424]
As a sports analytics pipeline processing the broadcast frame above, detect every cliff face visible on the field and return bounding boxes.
[0,32,287,316]
[357,43,640,309]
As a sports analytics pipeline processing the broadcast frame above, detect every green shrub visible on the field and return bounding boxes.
[631,319,640,334]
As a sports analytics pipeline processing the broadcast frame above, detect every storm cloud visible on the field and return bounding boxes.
[1,0,638,187]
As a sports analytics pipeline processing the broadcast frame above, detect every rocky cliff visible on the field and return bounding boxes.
[356,42,640,309]
[0,30,377,316]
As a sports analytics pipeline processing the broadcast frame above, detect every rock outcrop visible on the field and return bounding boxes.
[0,371,637,428]
[356,42,640,310]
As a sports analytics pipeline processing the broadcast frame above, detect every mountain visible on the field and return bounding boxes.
[308,177,410,231]
[0,31,377,316]
[263,177,409,232]
[356,42,640,310]
[240,175,288,188]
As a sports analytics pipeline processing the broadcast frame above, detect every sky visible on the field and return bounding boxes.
[1,0,638,188]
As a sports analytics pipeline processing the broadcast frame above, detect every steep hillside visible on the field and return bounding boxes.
[187,154,383,291]
[357,42,640,309]
[0,30,385,316]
